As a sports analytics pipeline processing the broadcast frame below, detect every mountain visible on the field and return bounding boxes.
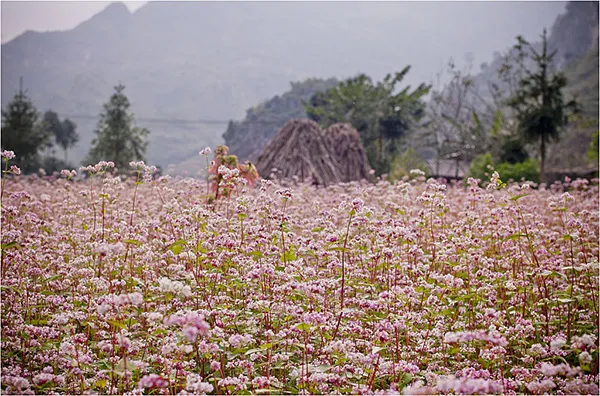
[222,78,339,161]
[548,1,599,70]
[1,1,568,169]
[547,39,599,171]
[471,1,598,101]
[563,40,599,118]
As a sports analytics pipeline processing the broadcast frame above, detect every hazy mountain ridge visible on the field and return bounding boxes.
[472,1,598,101]
[0,1,573,169]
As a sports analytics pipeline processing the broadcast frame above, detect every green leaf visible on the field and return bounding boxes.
[95,379,108,389]
[557,298,575,303]
[41,274,62,283]
[504,233,527,241]
[113,358,127,376]
[248,250,263,260]
[490,109,503,138]
[125,239,142,246]
[245,348,264,356]
[327,246,349,252]
[28,319,49,326]
[1,240,19,250]
[107,320,127,330]
[510,193,531,201]
[295,322,311,332]
[372,346,385,354]
[167,239,186,255]
[281,249,296,262]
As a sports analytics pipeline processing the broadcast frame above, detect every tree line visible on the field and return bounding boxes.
[2,29,596,183]
[1,83,149,175]
[305,29,590,183]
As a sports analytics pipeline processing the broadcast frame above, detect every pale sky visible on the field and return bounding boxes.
[1,1,147,43]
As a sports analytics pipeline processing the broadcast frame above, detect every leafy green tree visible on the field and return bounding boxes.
[1,89,51,173]
[304,67,430,175]
[507,29,579,182]
[85,84,150,170]
[42,110,79,162]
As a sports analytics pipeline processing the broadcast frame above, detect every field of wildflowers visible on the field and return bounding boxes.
[1,150,599,395]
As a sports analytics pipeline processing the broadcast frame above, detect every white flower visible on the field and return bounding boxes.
[130,160,146,168]
[486,171,502,190]
[159,277,175,293]
[1,150,15,160]
[187,374,214,393]
[550,336,566,350]
[579,351,593,365]
[159,277,191,298]
[179,285,192,298]
[129,292,144,306]
[580,334,596,347]
[97,303,111,315]
[351,198,364,212]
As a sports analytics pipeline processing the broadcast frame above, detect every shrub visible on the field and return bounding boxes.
[469,152,539,184]
[388,147,431,181]
[467,152,495,181]
[496,158,540,183]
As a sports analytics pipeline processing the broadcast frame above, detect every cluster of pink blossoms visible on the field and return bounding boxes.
[0,157,598,394]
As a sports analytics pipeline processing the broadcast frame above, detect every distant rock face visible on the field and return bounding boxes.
[548,1,599,69]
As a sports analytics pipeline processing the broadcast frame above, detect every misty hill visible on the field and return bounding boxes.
[563,39,599,118]
[223,78,339,161]
[472,1,598,104]
[1,1,567,169]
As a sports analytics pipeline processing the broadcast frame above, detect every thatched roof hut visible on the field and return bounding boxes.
[323,123,373,183]
[256,119,344,186]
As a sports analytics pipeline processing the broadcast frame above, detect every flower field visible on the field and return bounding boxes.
[1,158,599,395]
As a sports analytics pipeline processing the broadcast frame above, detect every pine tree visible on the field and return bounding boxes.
[1,87,51,173]
[507,29,579,183]
[85,84,150,170]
